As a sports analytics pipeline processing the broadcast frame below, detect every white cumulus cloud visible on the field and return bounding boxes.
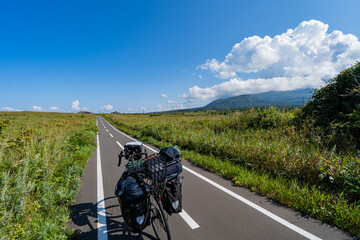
[100,104,114,111]
[189,19,360,100]
[161,94,168,98]
[72,100,81,110]
[167,100,177,104]
[50,106,59,111]
[32,105,44,111]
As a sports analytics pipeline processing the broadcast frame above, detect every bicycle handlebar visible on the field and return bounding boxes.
[118,151,148,166]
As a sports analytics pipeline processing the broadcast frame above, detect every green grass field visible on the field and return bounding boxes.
[1,108,358,238]
[102,108,360,237]
[0,112,97,239]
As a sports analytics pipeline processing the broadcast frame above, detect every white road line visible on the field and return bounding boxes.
[102,118,137,141]
[143,144,157,153]
[97,133,108,240]
[179,210,200,229]
[109,133,113,138]
[106,129,109,132]
[183,166,321,240]
[116,141,124,149]
[101,118,156,151]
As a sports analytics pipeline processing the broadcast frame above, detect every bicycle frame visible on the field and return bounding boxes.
[117,142,171,240]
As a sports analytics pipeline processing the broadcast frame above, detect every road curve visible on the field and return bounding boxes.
[69,116,354,240]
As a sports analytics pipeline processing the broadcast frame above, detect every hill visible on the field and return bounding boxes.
[202,88,313,110]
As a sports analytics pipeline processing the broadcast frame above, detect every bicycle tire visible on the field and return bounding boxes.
[150,194,172,240]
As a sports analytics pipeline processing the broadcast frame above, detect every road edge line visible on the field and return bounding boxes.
[183,166,321,240]
[97,132,108,240]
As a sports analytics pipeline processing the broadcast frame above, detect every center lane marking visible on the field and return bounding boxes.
[109,133,113,138]
[116,141,124,149]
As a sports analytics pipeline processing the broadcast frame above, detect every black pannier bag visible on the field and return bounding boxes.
[115,171,149,233]
[162,175,183,215]
[117,196,149,233]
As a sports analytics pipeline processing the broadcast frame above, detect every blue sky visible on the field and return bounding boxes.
[1,0,360,113]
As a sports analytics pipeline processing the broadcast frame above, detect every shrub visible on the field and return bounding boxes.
[299,62,360,151]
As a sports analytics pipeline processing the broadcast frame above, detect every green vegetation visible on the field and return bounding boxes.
[0,112,97,239]
[101,64,360,237]
[102,109,360,236]
[300,62,360,151]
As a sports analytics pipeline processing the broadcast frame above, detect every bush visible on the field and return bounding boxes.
[300,62,360,151]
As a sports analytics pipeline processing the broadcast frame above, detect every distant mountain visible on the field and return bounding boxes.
[202,88,313,110]
[77,111,93,114]
[203,95,263,110]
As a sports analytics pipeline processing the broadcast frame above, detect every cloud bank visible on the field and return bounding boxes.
[2,107,21,111]
[186,20,360,100]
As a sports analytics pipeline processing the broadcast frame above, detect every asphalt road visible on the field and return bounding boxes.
[69,116,355,240]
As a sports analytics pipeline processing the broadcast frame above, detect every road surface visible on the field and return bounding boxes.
[69,116,354,240]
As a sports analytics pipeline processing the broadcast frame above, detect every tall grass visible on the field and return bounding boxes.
[102,109,360,237]
[0,112,97,239]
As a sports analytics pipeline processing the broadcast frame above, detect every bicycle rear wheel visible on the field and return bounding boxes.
[150,194,171,240]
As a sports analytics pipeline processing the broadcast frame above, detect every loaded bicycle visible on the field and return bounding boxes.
[115,142,182,240]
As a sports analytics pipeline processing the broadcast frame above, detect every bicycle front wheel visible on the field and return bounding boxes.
[150,194,172,240]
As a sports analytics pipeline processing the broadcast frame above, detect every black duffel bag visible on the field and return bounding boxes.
[159,146,182,180]
[162,175,183,215]
[159,146,180,162]
[115,171,147,202]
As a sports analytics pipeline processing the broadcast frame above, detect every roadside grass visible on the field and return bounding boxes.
[101,111,360,237]
[0,112,97,239]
